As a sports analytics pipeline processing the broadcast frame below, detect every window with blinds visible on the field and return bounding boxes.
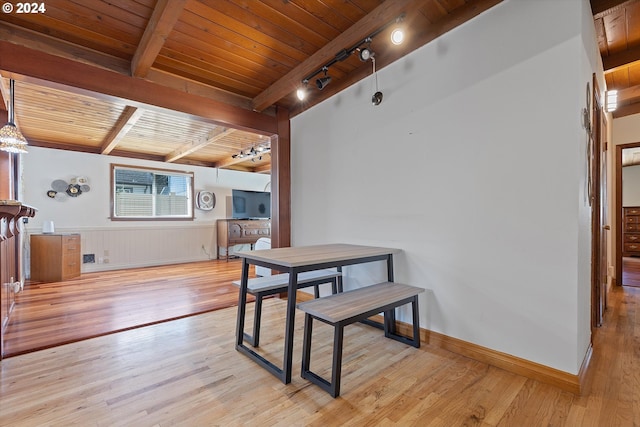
[111,164,194,220]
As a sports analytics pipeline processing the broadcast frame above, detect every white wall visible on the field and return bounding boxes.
[613,113,640,144]
[623,165,640,206]
[291,0,597,374]
[20,146,270,272]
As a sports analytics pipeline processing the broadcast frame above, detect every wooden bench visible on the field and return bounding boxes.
[233,268,342,347]
[297,281,424,397]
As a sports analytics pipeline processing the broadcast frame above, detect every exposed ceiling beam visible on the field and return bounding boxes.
[101,106,145,154]
[603,44,640,73]
[0,22,130,75]
[0,41,278,135]
[165,127,236,163]
[617,85,640,103]
[131,0,187,78]
[251,0,420,112]
[144,68,259,112]
[591,0,639,18]
[613,101,640,118]
[254,164,271,174]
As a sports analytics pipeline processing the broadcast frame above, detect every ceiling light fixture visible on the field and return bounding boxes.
[0,79,28,154]
[390,15,405,46]
[232,142,271,160]
[606,90,618,112]
[296,13,405,101]
[390,28,404,45]
[296,80,308,101]
[316,67,332,90]
[371,57,383,106]
[358,38,373,61]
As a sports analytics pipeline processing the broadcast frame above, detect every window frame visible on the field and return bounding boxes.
[110,163,195,221]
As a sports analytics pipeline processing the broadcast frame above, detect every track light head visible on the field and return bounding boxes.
[316,66,331,90]
[316,69,332,90]
[390,27,404,45]
[358,47,373,62]
[316,76,331,90]
[372,91,383,106]
[297,80,308,101]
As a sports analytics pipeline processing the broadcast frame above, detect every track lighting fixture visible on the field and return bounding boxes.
[231,142,271,160]
[358,48,373,61]
[295,13,405,102]
[358,38,373,61]
[316,68,331,90]
[390,15,405,46]
[296,80,308,101]
[390,27,404,45]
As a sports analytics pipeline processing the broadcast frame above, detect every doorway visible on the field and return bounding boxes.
[616,143,640,288]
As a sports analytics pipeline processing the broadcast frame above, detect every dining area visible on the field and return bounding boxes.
[234,243,424,397]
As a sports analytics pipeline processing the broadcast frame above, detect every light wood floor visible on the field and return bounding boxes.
[4,260,251,357]
[1,282,639,425]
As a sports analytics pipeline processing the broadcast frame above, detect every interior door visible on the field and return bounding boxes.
[591,75,606,328]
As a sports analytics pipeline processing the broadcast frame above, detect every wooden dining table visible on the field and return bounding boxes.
[234,243,401,384]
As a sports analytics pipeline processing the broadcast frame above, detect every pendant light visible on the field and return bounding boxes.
[0,79,28,154]
[371,57,383,106]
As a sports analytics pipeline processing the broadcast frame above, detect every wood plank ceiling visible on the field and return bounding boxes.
[593,0,640,119]
[10,0,629,172]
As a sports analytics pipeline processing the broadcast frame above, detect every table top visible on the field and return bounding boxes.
[236,243,401,268]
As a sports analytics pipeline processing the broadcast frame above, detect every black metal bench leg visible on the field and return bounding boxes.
[411,297,420,348]
[382,296,420,348]
[301,313,313,376]
[251,295,263,347]
[301,313,344,398]
[235,259,250,347]
[331,324,345,398]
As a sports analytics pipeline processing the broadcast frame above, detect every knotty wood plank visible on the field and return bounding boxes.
[3,260,251,357]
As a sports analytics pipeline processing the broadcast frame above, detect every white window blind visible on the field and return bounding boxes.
[112,164,194,220]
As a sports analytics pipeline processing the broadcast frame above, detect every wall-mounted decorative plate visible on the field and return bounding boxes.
[196,191,215,211]
[51,179,68,192]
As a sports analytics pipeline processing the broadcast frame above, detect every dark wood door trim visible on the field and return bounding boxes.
[615,141,640,287]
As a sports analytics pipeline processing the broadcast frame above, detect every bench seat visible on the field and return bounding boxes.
[297,281,424,397]
[233,268,342,346]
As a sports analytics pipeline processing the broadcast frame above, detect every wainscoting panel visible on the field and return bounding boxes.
[25,224,218,274]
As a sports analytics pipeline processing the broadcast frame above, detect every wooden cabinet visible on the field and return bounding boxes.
[1,200,36,358]
[30,234,81,282]
[217,219,270,260]
[624,207,640,256]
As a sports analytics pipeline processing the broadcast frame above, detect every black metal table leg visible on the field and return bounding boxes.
[281,268,299,384]
[235,258,250,347]
[386,254,397,333]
